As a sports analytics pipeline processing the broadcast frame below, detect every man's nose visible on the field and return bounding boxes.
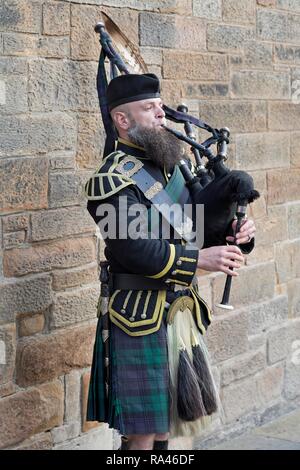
[156,105,165,119]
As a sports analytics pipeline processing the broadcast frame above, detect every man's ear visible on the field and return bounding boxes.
[113,111,130,131]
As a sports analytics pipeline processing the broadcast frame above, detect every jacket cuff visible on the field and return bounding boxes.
[164,244,198,287]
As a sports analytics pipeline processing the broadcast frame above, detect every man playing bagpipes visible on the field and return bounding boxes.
[84,70,257,450]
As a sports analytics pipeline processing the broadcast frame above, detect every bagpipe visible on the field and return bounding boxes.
[94,19,260,311]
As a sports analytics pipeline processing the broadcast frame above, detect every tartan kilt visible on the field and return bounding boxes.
[86,311,170,435]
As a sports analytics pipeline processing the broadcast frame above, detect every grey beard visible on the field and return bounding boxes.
[127,124,184,172]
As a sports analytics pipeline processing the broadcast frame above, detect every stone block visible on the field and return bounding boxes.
[0,70,27,113]
[3,33,69,58]
[2,214,29,232]
[213,262,276,311]
[223,0,256,24]
[52,263,98,291]
[193,0,221,19]
[43,1,70,36]
[291,132,300,167]
[51,422,81,444]
[220,349,266,386]
[254,204,288,246]
[269,102,300,131]
[207,24,255,52]
[48,173,86,208]
[235,132,289,171]
[287,278,300,317]
[267,168,300,204]
[247,295,288,335]
[3,237,96,277]
[28,59,98,112]
[194,101,266,133]
[274,44,295,63]
[0,113,77,157]
[17,313,45,337]
[287,202,300,239]
[140,46,162,66]
[140,13,206,50]
[76,113,106,169]
[49,151,75,170]
[183,82,229,100]
[82,371,100,432]
[277,0,300,11]
[0,0,42,34]
[54,424,112,450]
[65,370,81,423]
[221,375,257,422]
[12,432,53,450]
[0,380,64,449]
[257,0,276,5]
[267,324,289,364]
[205,311,249,363]
[0,57,26,74]
[274,239,300,283]
[256,364,284,406]
[16,323,96,387]
[3,231,26,249]
[0,156,48,213]
[0,276,52,324]
[0,323,16,385]
[231,70,290,99]
[31,207,95,241]
[51,284,99,328]
[258,9,300,44]
[0,382,15,398]
[163,51,229,80]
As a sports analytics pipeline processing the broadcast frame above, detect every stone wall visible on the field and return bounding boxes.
[0,0,300,450]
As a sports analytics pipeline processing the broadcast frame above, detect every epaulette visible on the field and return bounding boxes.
[84,151,136,201]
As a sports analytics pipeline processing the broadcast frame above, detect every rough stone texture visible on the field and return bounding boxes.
[0,380,64,449]
[17,313,46,337]
[291,132,300,167]
[43,1,70,36]
[12,432,53,450]
[207,24,255,52]
[0,0,42,34]
[3,33,70,58]
[76,113,106,169]
[140,13,206,50]
[0,113,77,157]
[0,276,52,324]
[0,323,16,385]
[50,284,99,328]
[231,70,290,99]
[235,132,289,171]
[287,202,300,239]
[31,207,94,241]
[0,157,48,212]
[193,0,221,19]
[16,324,96,387]
[247,296,289,335]
[205,311,249,364]
[65,370,81,423]
[220,349,266,386]
[274,239,300,283]
[257,9,300,44]
[267,169,300,204]
[52,263,98,291]
[3,237,96,277]
[223,0,256,24]
[54,425,113,450]
[163,51,229,80]
[287,278,300,317]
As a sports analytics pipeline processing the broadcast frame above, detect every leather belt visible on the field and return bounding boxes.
[109,272,175,291]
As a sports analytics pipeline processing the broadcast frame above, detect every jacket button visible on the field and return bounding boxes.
[176,260,182,266]
[121,309,126,314]
[171,270,177,275]
[129,316,135,322]
[141,313,147,319]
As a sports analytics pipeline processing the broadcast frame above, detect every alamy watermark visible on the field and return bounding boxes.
[95,196,204,250]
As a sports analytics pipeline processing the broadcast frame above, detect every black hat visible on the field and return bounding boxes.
[106,73,160,111]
